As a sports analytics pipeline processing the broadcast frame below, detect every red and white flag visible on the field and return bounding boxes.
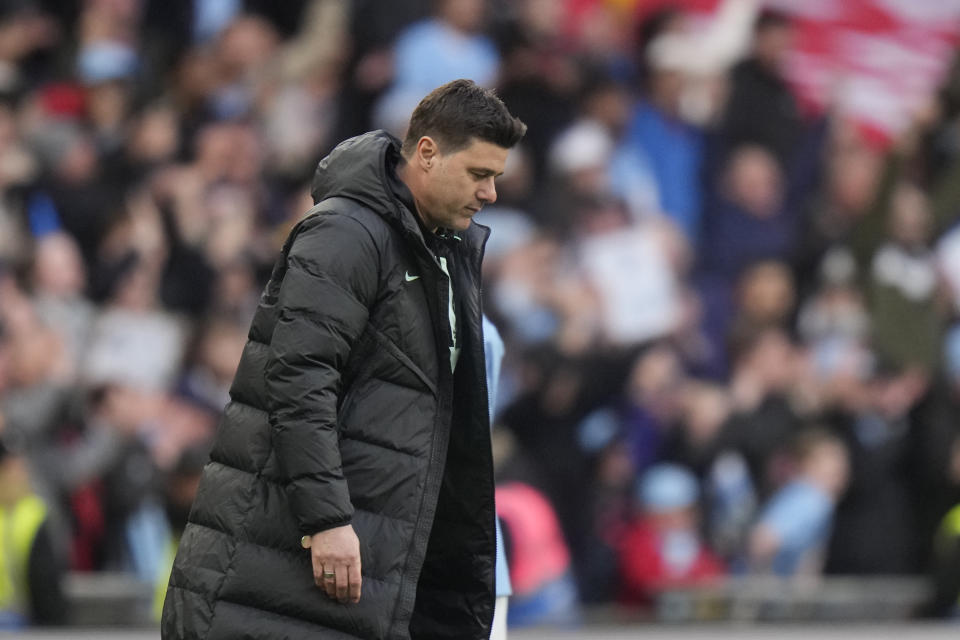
[633,0,960,145]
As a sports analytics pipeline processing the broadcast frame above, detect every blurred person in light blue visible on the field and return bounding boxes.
[193,0,242,43]
[394,0,497,89]
[484,315,512,638]
[374,0,499,135]
[747,428,849,577]
[548,74,661,226]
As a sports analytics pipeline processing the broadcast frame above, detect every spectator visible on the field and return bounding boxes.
[735,260,797,330]
[916,503,960,619]
[617,463,724,607]
[207,15,279,120]
[0,1,60,95]
[797,248,870,353]
[496,481,580,628]
[81,250,188,393]
[30,232,95,378]
[0,437,66,628]
[0,269,73,452]
[76,40,139,156]
[31,119,122,272]
[794,121,884,291]
[616,31,704,243]
[747,428,849,577]
[826,361,930,575]
[699,145,793,280]
[663,381,733,480]
[495,0,580,189]
[578,214,685,347]
[617,343,688,476]
[717,8,801,167]
[375,0,499,134]
[869,182,941,371]
[544,119,617,235]
[721,324,804,497]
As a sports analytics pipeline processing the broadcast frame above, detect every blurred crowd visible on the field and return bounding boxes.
[1,0,960,628]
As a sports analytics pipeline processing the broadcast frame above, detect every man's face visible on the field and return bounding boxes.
[419,138,508,232]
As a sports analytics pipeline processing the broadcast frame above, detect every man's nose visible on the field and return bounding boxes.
[477,177,497,204]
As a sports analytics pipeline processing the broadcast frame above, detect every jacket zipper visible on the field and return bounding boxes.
[390,247,455,639]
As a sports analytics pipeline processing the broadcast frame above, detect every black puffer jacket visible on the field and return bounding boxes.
[162,131,497,640]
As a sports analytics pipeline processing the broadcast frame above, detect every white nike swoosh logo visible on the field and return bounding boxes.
[405,272,420,282]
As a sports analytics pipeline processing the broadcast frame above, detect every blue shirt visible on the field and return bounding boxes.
[483,316,512,597]
[619,102,704,243]
[759,479,834,576]
[392,19,499,91]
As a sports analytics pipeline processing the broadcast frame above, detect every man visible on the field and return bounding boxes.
[161,79,526,640]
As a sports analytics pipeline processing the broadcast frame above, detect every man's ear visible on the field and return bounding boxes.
[416,136,439,171]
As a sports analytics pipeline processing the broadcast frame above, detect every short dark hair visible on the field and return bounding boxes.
[402,79,526,155]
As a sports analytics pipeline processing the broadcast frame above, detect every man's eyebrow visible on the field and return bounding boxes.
[469,168,505,178]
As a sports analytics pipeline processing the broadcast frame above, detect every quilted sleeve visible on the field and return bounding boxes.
[264,212,380,535]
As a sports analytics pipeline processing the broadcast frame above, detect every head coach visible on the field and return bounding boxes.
[161,79,526,639]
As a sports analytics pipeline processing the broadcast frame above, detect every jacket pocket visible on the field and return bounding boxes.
[369,328,438,397]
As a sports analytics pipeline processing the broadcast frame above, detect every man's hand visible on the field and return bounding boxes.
[309,525,362,603]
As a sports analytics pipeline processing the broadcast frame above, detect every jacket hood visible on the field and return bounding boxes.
[310,130,422,238]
